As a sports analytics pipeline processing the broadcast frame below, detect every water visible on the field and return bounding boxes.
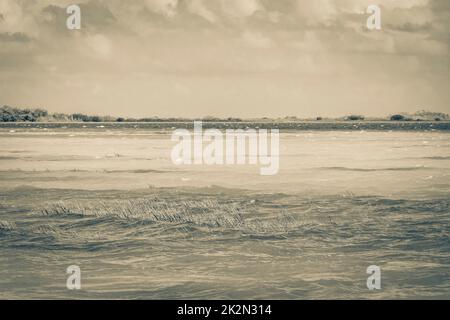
[0,123,449,299]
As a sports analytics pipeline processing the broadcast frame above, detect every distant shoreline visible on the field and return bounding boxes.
[1,120,450,131]
[1,106,449,124]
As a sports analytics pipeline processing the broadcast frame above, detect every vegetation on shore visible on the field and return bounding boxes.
[1,105,448,123]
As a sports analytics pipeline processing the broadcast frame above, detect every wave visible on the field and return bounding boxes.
[317,166,431,172]
[0,220,16,231]
[103,169,174,174]
[407,156,450,161]
[0,169,174,174]
[40,198,303,234]
[1,187,449,259]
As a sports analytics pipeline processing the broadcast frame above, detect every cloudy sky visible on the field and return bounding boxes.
[0,0,448,118]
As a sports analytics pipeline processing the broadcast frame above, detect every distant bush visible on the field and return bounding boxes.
[414,110,449,121]
[316,117,323,121]
[71,113,90,121]
[345,115,365,121]
[0,105,49,122]
[53,113,70,121]
[31,108,48,118]
[202,116,220,122]
[71,113,104,122]
[390,114,406,121]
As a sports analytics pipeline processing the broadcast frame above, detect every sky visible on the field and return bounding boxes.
[0,0,449,118]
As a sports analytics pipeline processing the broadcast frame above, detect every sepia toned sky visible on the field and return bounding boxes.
[0,0,449,118]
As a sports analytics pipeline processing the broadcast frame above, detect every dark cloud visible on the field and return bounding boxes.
[0,32,30,42]
[387,22,433,33]
[430,0,450,11]
[79,1,117,31]
[41,4,67,31]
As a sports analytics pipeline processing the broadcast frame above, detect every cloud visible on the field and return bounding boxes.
[0,0,39,36]
[187,0,218,23]
[294,0,337,25]
[0,32,30,42]
[241,31,273,48]
[144,0,178,18]
[0,0,23,32]
[220,0,263,18]
[84,33,112,58]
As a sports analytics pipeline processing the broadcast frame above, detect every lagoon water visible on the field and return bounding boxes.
[0,123,449,299]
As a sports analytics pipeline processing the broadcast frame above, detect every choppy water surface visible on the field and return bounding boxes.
[0,124,449,299]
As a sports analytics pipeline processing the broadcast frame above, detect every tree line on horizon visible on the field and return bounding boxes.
[0,105,448,123]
